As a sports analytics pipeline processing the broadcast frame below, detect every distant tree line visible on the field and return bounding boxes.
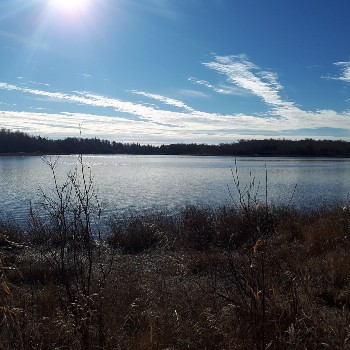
[1,128,350,157]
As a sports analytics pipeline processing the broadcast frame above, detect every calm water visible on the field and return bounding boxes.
[1,155,350,224]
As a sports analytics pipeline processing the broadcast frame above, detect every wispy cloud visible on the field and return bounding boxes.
[130,90,194,112]
[202,54,294,109]
[177,89,209,98]
[0,102,12,106]
[188,77,248,96]
[0,110,174,143]
[0,81,279,133]
[1,54,350,142]
[326,61,350,83]
[29,81,50,87]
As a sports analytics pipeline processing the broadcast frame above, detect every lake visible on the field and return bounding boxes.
[1,155,350,225]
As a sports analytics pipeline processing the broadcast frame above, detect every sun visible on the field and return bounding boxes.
[49,0,91,14]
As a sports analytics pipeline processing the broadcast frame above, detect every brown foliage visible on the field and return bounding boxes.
[0,204,349,349]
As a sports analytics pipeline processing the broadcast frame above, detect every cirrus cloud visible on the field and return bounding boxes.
[1,54,350,143]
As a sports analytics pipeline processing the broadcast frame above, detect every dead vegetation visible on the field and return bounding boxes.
[0,203,349,349]
[0,158,349,349]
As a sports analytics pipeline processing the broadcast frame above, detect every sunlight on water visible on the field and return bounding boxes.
[1,155,350,225]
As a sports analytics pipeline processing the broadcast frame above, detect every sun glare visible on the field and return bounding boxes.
[49,0,91,14]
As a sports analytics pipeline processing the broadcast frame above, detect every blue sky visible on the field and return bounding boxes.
[0,0,350,144]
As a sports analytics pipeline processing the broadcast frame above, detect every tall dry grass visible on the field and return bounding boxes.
[0,202,349,349]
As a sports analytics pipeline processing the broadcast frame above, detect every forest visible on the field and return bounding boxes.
[1,128,350,156]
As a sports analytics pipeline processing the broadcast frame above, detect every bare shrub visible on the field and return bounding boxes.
[108,212,175,253]
[28,154,113,350]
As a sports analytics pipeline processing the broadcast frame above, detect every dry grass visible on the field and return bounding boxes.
[0,204,350,349]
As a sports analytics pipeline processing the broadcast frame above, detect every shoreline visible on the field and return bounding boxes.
[1,151,350,158]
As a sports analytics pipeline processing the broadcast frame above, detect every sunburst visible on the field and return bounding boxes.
[48,0,91,14]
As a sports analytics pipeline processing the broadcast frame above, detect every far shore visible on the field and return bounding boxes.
[1,151,350,158]
[0,152,45,156]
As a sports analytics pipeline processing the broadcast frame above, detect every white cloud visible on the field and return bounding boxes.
[203,55,293,108]
[188,77,248,96]
[1,53,350,143]
[0,82,279,134]
[0,110,173,142]
[129,90,194,112]
[177,89,209,98]
[199,55,350,133]
[328,61,350,83]
[29,81,50,87]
